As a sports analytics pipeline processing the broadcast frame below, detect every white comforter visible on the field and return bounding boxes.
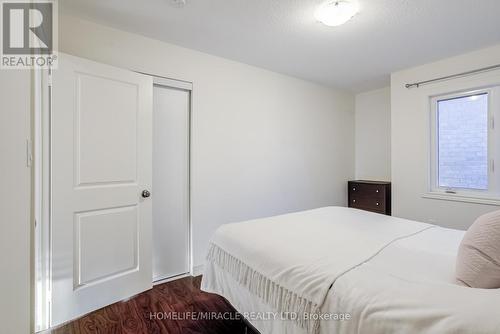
[202,206,433,333]
[201,207,500,334]
[328,227,500,334]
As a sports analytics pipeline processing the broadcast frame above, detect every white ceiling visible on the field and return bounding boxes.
[61,0,500,92]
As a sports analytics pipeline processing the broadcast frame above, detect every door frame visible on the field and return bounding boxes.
[34,60,195,331]
[33,67,51,332]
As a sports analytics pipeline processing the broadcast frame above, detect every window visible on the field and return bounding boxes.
[430,87,500,200]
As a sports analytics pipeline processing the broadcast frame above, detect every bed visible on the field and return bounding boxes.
[201,206,500,334]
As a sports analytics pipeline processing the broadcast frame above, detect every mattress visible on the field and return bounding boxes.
[202,208,500,334]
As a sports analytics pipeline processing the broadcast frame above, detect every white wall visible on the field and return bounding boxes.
[59,15,355,268]
[391,44,500,230]
[0,71,32,333]
[354,87,391,181]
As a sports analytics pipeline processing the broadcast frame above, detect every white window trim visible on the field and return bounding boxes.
[427,86,500,204]
[422,192,500,206]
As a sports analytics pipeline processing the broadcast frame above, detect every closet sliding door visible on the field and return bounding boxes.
[152,79,191,281]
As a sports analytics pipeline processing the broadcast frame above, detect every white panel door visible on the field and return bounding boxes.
[152,85,190,281]
[51,53,153,326]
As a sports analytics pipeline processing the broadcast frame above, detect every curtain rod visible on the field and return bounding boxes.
[405,63,500,89]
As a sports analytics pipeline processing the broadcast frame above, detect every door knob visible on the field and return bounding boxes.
[142,190,151,198]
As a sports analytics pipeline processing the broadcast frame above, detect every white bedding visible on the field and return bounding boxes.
[328,227,500,334]
[203,206,432,333]
[201,207,500,334]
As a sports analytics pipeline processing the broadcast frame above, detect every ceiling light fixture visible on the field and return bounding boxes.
[314,1,359,27]
[170,0,187,8]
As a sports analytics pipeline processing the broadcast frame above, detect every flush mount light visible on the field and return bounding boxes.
[314,1,359,27]
[170,0,187,8]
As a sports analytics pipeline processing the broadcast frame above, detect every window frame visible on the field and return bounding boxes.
[429,87,500,200]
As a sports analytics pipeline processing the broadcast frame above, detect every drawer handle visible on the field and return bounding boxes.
[375,189,379,193]
[352,199,356,203]
[376,202,380,206]
[352,187,356,191]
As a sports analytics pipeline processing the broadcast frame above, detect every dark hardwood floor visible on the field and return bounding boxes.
[45,276,257,334]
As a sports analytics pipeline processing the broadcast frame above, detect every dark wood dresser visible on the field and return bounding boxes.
[348,180,391,215]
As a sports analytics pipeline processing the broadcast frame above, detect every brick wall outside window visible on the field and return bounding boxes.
[437,94,488,190]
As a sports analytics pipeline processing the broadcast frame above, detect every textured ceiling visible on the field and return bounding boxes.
[60,0,500,92]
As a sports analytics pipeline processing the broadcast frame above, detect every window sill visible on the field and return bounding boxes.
[422,192,500,206]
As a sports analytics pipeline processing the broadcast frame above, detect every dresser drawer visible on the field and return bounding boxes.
[349,183,385,199]
[348,181,391,215]
[349,195,385,212]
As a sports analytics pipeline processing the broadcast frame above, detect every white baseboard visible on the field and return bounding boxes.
[153,272,191,285]
[192,264,205,276]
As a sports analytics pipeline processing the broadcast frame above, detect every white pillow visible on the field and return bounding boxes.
[456,209,500,288]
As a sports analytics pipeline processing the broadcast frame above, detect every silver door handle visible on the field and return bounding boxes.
[142,190,151,198]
